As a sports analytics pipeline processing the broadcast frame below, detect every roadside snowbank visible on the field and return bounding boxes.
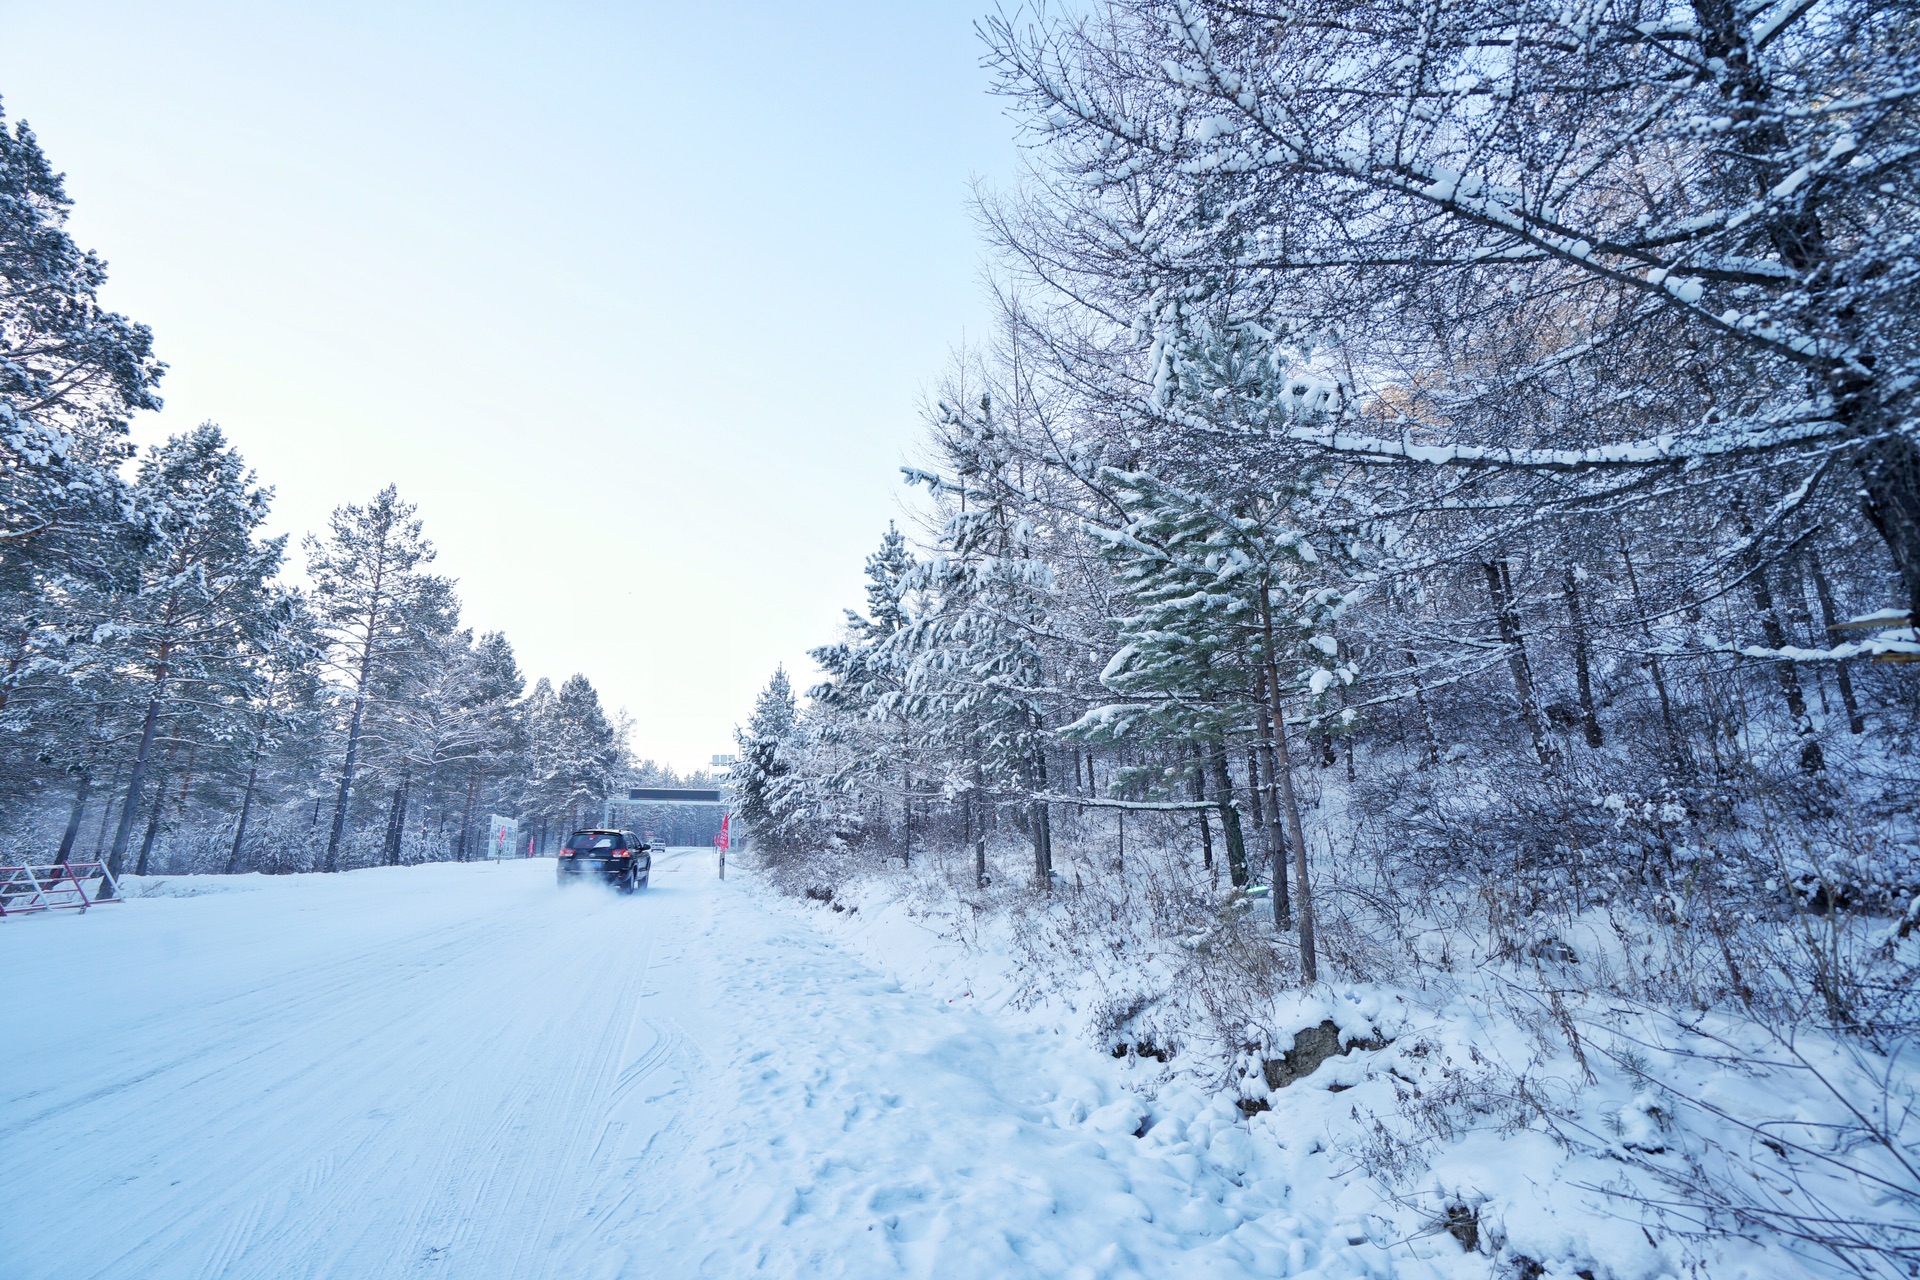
[761,863,1920,1280]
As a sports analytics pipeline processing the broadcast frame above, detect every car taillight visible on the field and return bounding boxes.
[613,851,631,858]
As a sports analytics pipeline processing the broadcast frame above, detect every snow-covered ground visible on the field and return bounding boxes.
[0,853,1308,1279]
[6,854,1908,1279]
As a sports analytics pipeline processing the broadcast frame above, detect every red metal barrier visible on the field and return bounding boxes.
[0,862,122,917]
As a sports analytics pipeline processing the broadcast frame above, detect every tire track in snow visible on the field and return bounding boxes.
[547,888,715,1280]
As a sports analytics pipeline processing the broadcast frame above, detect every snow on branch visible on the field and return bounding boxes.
[1029,792,1219,811]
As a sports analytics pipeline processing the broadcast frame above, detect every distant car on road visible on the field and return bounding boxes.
[555,830,651,893]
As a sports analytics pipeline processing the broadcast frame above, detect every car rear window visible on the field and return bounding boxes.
[565,832,624,851]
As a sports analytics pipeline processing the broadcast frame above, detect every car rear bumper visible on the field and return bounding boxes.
[555,858,647,882]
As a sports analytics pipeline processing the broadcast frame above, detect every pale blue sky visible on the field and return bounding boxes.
[0,1,1024,772]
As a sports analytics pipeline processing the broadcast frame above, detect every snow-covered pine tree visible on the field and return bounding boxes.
[516,677,556,852]
[1082,466,1353,976]
[96,425,283,884]
[30,666,130,865]
[522,673,623,838]
[733,667,798,856]
[224,588,325,873]
[305,486,453,872]
[1,98,162,790]
[809,522,919,859]
[0,97,162,591]
[890,389,1065,889]
[351,574,472,866]
[429,630,525,861]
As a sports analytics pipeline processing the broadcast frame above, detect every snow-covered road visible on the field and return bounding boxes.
[3,857,698,1279]
[2,855,1335,1280]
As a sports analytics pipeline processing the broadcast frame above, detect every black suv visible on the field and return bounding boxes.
[555,829,652,892]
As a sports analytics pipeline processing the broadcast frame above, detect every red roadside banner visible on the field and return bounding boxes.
[716,813,730,851]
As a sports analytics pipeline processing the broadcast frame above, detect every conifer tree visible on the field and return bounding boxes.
[891,391,1063,888]
[1085,467,1356,976]
[0,98,162,574]
[431,630,525,860]
[1,97,162,751]
[809,523,919,856]
[523,673,622,835]
[225,590,324,873]
[101,426,282,883]
[306,486,452,872]
[733,667,797,853]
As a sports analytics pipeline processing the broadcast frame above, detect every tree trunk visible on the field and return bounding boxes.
[1260,583,1318,983]
[0,619,32,715]
[106,672,168,886]
[1205,736,1249,888]
[55,769,91,865]
[1743,533,1823,772]
[1782,557,1831,717]
[971,760,989,889]
[1562,565,1604,748]
[1028,799,1052,890]
[226,756,261,874]
[390,775,409,864]
[1251,665,1293,927]
[92,771,119,861]
[1484,561,1557,768]
[1188,744,1213,872]
[1807,549,1865,734]
[1029,742,1052,891]
[1620,543,1687,769]
[457,773,480,861]
[1244,743,1276,881]
[395,759,415,864]
[325,548,387,871]
[1405,650,1442,767]
[135,751,175,878]
[382,780,406,866]
[324,672,373,872]
[900,736,913,868]
[1856,426,1920,627]
[135,796,164,877]
[177,742,197,808]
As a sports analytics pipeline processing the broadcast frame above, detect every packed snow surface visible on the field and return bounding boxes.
[2,853,1348,1279]
[8,854,1875,1278]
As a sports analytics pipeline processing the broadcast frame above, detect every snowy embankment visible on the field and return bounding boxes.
[3,855,1910,1278]
[792,868,1920,1280]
